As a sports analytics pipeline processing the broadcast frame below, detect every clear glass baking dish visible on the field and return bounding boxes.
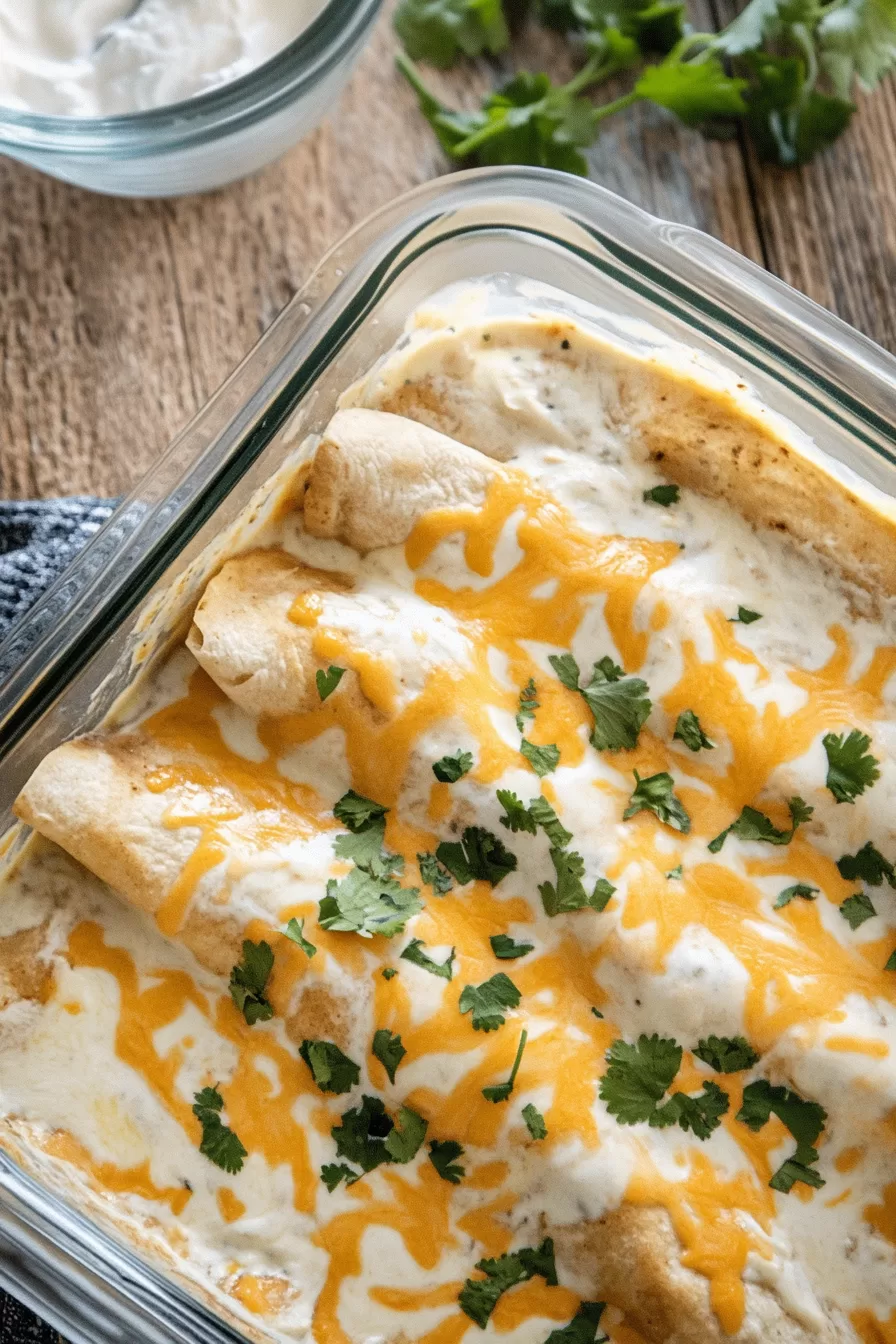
[1,165,896,1343]
[0,0,381,197]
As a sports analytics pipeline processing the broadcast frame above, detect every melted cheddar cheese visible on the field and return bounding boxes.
[3,286,896,1344]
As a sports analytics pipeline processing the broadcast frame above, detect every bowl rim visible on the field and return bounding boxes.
[0,0,381,154]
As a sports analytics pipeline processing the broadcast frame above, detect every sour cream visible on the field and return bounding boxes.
[0,0,325,116]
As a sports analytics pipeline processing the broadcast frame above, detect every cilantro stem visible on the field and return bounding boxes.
[592,90,641,123]
[508,1028,528,1087]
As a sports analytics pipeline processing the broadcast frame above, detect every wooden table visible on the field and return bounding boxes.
[3,3,896,505]
[0,4,895,1341]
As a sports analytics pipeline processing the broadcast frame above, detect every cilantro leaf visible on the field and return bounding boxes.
[418,850,453,893]
[382,967,398,980]
[886,947,896,971]
[394,0,508,69]
[548,652,582,690]
[643,483,680,506]
[823,729,880,803]
[192,1087,247,1175]
[433,750,474,783]
[516,678,539,733]
[459,1236,556,1327]
[545,1302,608,1344]
[623,770,691,833]
[730,605,762,624]
[428,1138,465,1183]
[709,796,811,852]
[666,864,683,880]
[837,841,896,887]
[817,0,896,98]
[316,666,345,701]
[521,739,560,776]
[694,1035,760,1073]
[482,1029,529,1102]
[744,51,854,165]
[840,890,877,928]
[332,1095,394,1172]
[497,789,538,835]
[333,790,388,832]
[283,917,317,958]
[636,56,748,125]
[490,933,534,959]
[581,663,652,751]
[775,882,818,908]
[321,1162,359,1191]
[528,796,573,847]
[372,1028,406,1084]
[334,818,403,878]
[522,1102,547,1139]
[459,972,521,1031]
[673,709,715,751]
[599,1034,682,1124]
[400,937,456,979]
[299,1039,361,1095]
[737,1079,827,1192]
[229,940,274,1025]
[539,846,616,915]
[436,826,518,886]
[384,1105,428,1163]
[319,868,423,938]
[653,1079,730,1139]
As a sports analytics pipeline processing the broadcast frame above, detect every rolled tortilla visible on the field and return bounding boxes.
[551,1206,848,1344]
[302,408,497,551]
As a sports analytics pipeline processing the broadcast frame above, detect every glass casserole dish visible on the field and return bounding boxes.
[1,165,896,1344]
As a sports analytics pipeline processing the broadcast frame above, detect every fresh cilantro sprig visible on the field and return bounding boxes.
[736,1079,827,1192]
[192,1087,248,1175]
[483,1029,529,1101]
[599,1034,729,1138]
[823,729,880,803]
[395,0,509,68]
[459,1237,556,1326]
[229,940,274,1025]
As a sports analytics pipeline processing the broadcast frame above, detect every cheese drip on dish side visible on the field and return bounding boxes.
[4,295,896,1344]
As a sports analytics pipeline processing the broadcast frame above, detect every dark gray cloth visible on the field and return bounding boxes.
[0,497,118,644]
[0,496,115,1343]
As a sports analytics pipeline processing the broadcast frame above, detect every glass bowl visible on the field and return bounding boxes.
[0,0,382,197]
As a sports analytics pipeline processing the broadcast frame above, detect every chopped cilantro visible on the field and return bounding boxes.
[490,933,534,959]
[737,1079,826,1192]
[549,652,651,750]
[384,1105,428,1163]
[299,1040,361,1095]
[545,1302,608,1344]
[643,483,680,506]
[482,1029,528,1102]
[192,1087,247,1175]
[382,967,398,980]
[497,789,538,835]
[693,1035,759,1073]
[837,841,895,887]
[372,1028,406,1084]
[394,0,508,69]
[331,1094,394,1172]
[428,1138,465,1184]
[775,882,818,908]
[730,606,762,624]
[539,847,615,915]
[283,917,316,958]
[516,678,539,733]
[400,937,456,979]
[458,1237,556,1327]
[666,864,683,880]
[319,867,422,938]
[528,796,573,847]
[418,850,453,893]
[652,1079,730,1139]
[459,972,521,1031]
[840,891,877,928]
[522,1102,547,1139]
[316,666,345,701]
[321,1162,359,1191]
[333,790,388,832]
[599,1034,727,1138]
[823,729,880,803]
[624,770,691,833]
[436,826,517,886]
[433,750,474,783]
[521,738,560,776]
[886,948,896,972]
[334,819,403,878]
[229,939,274,1025]
[673,709,715,751]
[709,796,811,853]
